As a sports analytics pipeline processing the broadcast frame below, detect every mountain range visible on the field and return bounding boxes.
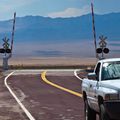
[0,12,120,43]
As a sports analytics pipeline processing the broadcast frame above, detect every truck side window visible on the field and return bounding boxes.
[95,63,101,80]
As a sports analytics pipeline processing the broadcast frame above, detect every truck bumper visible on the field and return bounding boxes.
[104,101,120,120]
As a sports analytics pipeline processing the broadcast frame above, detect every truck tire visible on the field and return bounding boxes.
[99,104,110,120]
[84,99,96,120]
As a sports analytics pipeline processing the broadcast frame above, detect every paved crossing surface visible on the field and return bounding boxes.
[1,70,85,120]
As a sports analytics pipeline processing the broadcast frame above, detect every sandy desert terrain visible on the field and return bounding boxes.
[6,57,97,66]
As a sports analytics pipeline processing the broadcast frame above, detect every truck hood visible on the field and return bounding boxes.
[101,80,120,90]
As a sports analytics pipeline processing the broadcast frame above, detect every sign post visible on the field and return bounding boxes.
[2,37,11,70]
[96,35,109,59]
[0,13,16,70]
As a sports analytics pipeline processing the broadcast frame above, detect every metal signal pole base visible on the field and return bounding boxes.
[3,54,11,70]
[3,57,9,70]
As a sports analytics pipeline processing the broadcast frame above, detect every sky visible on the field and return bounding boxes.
[0,0,120,20]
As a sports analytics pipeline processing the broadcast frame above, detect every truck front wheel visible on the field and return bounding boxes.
[99,104,110,120]
[84,99,96,120]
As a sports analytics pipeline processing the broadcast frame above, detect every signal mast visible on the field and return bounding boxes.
[0,13,16,70]
[91,3,109,59]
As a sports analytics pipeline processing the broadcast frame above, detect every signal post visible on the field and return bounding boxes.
[0,13,16,70]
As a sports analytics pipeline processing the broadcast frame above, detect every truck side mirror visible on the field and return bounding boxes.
[88,73,97,80]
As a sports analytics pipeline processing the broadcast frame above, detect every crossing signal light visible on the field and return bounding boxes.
[6,49,11,53]
[96,48,102,54]
[0,49,5,53]
[96,48,109,54]
[103,48,109,54]
[0,48,11,53]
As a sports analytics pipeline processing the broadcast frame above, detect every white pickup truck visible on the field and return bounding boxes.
[82,58,120,120]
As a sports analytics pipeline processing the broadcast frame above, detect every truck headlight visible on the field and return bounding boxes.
[105,94,119,100]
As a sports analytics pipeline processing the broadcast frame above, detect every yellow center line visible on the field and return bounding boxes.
[41,71,82,98]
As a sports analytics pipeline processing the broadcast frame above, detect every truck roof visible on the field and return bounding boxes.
[99,58,120,63]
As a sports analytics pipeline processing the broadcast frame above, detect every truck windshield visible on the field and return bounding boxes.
[102,62,120,80]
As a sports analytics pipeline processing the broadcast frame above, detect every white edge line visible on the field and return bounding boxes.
[4,71,36,120]
[74,69,83,81]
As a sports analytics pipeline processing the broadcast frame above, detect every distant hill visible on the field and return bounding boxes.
[0,12,120,43]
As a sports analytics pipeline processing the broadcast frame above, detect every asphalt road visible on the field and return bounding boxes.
[0,70,85,120]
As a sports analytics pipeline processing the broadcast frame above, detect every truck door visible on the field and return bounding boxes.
[88,62,101,111]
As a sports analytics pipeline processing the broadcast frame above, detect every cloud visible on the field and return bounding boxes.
[0,0,34,20]
[5,0,35,10]
[48,6,90,18]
